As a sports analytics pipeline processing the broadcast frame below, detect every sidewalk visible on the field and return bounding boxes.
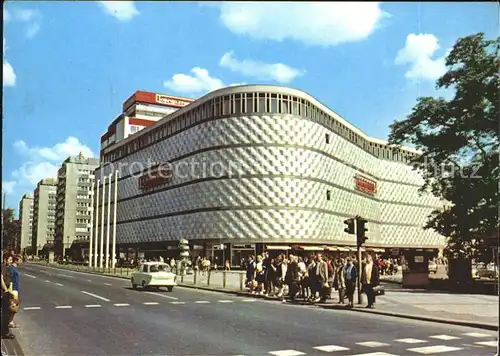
[30,262,499,330]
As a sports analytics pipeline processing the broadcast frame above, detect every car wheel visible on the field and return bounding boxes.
[167,286,173,292]
[131,279,137,289]
[141,280,146,289]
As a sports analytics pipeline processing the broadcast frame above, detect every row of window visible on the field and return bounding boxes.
[103,92,418,164]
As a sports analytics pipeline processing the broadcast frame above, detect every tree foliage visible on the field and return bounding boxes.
[388,33,499,259]
[2,208,21,252]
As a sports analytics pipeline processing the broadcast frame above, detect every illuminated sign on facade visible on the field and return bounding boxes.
[155,94,191,108]
[138,164,172,190]
[354,174,377,196]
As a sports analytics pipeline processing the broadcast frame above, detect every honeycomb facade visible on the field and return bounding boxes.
[94,85,446,253]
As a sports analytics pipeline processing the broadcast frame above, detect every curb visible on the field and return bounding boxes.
[346,307,499,331]
[27,263,499,331]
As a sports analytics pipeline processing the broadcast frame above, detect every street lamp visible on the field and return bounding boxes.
[105,173,112,269]
[94,179,100,268]
[100,176,106,268]
[89,181,95,267]
[111,169,119,268]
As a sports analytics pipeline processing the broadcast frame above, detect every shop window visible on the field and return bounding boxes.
[246,95,253,113]
[270,96,278,113]
[258,93,265,112]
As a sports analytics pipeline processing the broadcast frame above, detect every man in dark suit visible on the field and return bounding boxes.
[361,254,380,309]
[344,257,357,308]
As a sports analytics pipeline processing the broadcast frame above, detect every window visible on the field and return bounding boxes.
[270,94,278,113]
[325,133,330,144]
[222,95,230,115]
[291,98,299,115]
[234,95,241,114]
[258,93,265,112]
[245,94,252,113]
[326,190,331,201]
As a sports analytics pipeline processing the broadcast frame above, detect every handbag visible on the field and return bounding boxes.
[10,297,20,313]
[373,285,385,296]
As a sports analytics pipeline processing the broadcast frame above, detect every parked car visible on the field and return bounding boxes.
[472,263,498,280]
[428,260,438,274]
[131,262,177,291]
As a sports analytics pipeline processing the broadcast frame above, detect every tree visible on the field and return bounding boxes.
[388,33,499,267]
[2,208,21,252]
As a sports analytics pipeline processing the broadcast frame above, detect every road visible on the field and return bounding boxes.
[13,263,498,356]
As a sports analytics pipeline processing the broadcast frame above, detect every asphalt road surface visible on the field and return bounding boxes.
[13,263,498,356]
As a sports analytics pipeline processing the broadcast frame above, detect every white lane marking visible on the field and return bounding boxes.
[195,301,211,304]
[104,283,112,286]
[347,353,399,356]
[430,335,460,341]
[462,332,492,338]
[23,307,41,310]
[55,306,72,309]
[56,273,74,278]
[218,300,234,303]
[269,350,305,356]
[55,283,64,287]
[170,301,185,304]
[356,341,390,348]
[474,341,497,347]
[113,303,130,307]
[407,345,463,354]
[84,305,102,308]
[394,338,427,344]
[144,291,178,300]
[81,291,110,302]
[143,302,159,305]
[241,298,257,302]
[23,274,36,278]
[45,280,51,283]
[87,280,92,282]
[313,345,350,352]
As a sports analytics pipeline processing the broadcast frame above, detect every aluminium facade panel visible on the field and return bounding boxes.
[94,85,446,249]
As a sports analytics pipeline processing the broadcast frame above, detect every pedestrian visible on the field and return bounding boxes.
[246,255,256,292]
[254,255,265,294]
[334,259,346,304]
[285,255,300,302]
[344,257,357,308]
[361,254,380,309]
[1,253,15,339]
[307,255,317,302]
[314,254,329,303]
[7,255,21,328]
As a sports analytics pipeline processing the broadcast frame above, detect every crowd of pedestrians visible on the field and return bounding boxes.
[1,251,22,340]
[245,252,381,308]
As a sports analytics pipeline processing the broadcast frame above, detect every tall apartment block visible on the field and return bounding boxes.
[54,153,99,256]
[32,178,57,254]
[18,193,34,252]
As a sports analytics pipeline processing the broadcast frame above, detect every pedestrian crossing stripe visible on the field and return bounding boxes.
[407,345,464,354]
[394,338,427,344]
[313,345,350,352]
[474,340,497,347]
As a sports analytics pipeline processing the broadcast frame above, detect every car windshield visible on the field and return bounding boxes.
[149,264,170,273]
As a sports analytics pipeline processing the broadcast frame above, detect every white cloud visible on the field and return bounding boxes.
[164,67,244,96]
[216,2,388,47]
[11,137,95,187]
[97,1,139,21]
[14,8,39,21]
[9,8,42,38]
[3,38,16,87]
[25,22,40,38]
[395,33,447,81]
[3,61,16,87]
[219,51,305,84]
[2,181,17,195]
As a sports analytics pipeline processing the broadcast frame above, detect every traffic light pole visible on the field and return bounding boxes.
[355,217,363,305]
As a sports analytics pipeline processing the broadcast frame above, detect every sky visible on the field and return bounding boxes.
[2,1,498,213]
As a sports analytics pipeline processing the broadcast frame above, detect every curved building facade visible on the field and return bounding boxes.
[95,85,446,260]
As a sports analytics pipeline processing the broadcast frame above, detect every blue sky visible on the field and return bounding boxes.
[2,1,498,212]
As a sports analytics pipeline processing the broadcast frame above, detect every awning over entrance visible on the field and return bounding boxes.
[298,246,325,251]
[266,245,291,251]
[324,246,354,252]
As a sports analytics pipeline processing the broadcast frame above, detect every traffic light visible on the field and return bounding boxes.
[344,218,355,234]
[356,217,368,247]
[178,239,190,259]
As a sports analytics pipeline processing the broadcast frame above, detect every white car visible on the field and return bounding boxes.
[131,262,177,292]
